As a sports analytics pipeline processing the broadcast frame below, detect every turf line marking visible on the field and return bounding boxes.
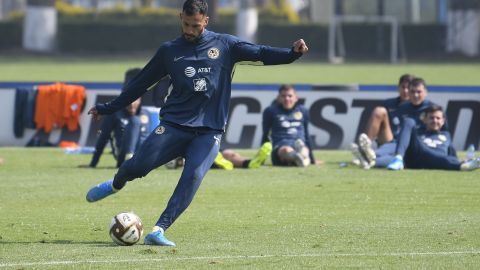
[1,251,479,267]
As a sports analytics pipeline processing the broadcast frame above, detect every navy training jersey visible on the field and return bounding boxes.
[417,129,453,156]
[382,96,404,135]
[262,102,315,163]
[390,99,436,139]
[96,29,302,131]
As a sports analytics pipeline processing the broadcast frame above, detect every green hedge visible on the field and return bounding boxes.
[57,21,235,53]
[318,23,447,59]
[0,21,22,50]
[0,19,450,60]
[257,23,327,55]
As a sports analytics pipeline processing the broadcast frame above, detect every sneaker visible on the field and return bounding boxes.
[86,179,117,202]
[213,152,234,170]
[144,231,176,246]
[358,133,376,166]
[350,143,370,169]
[295,139,311,159]
[248,142,272,168]
[387,156,404,170]
[460,158,480,171]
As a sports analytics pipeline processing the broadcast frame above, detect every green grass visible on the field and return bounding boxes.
[1,55,480,84]
[0,148,479,269]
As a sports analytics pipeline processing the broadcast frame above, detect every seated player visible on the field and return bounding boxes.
[365,74,414,145]
[212,142,273,170]
[360,105,479,171]
[166,142,273,170]
[353,77,440,169]
[261,84,316,167]
[81,68,150,168]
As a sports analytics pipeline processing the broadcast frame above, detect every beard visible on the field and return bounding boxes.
[182,32,200,43]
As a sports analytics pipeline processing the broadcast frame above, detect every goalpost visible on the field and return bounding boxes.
[328,15,405,63]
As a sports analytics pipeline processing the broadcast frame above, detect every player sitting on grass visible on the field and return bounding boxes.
[166,142,272,170]
[211,142,273,170]
[365,74,414,145]
[358,105,479,171]
[352,77,442,169]
[80,68,150,168]
[262,84,316,167]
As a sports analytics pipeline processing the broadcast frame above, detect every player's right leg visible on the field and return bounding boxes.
[86,123,188,202]
[358,133,376,167]
[146,132,221,246]
[365,106,393,145]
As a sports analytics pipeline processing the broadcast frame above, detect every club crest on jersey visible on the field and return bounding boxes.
[194,78,207,92]
[438,134,447,142]
[207,47,220,59]
[293,111,303,120]
[155,126,165,135]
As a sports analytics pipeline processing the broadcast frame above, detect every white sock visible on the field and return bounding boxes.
[152,226,164,234]
[395,155,403,160]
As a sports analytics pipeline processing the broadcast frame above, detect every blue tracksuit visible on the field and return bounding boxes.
[262,102,315,166]
[389,118,460,170]
[390,99,436,139]
[375,99,439,167]
[382,96,405,137]
[90,108,150,168]
[95,29,302,230]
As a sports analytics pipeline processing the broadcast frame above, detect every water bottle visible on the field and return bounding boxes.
[466,144,475,160]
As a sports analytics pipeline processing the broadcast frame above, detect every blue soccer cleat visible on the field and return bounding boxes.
[86,179,116,202]
[387,156,404,171]
[144,231,176,246]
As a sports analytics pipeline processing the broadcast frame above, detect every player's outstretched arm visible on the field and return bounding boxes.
[232,37,308,65]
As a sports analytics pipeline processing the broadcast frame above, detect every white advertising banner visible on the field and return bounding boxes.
[0,83,479,150]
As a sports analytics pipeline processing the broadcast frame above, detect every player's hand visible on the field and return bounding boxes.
[87,106,101,121]
[293,39,308,54]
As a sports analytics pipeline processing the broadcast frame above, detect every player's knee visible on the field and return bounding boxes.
[403,118,416,128]
[117,162,149,182]
[372,106,387,119]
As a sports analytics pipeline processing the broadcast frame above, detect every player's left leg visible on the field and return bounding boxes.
[146,132,221,246]
[387,118,416,170]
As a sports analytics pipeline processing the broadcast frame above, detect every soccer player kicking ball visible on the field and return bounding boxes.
[85,0,308,247]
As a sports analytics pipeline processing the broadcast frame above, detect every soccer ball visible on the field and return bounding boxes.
[109,212,144,246]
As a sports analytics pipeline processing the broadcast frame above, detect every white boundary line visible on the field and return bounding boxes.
[1,251,480,268]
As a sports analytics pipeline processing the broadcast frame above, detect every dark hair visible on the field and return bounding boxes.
[409,77,426,89]
[183,0,208,16]
[425,105,444,117]
[398,74,415,86]
[278,84,295,94]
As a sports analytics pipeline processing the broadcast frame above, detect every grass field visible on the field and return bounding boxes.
[0,148,479,269]
[1,55,480,85]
